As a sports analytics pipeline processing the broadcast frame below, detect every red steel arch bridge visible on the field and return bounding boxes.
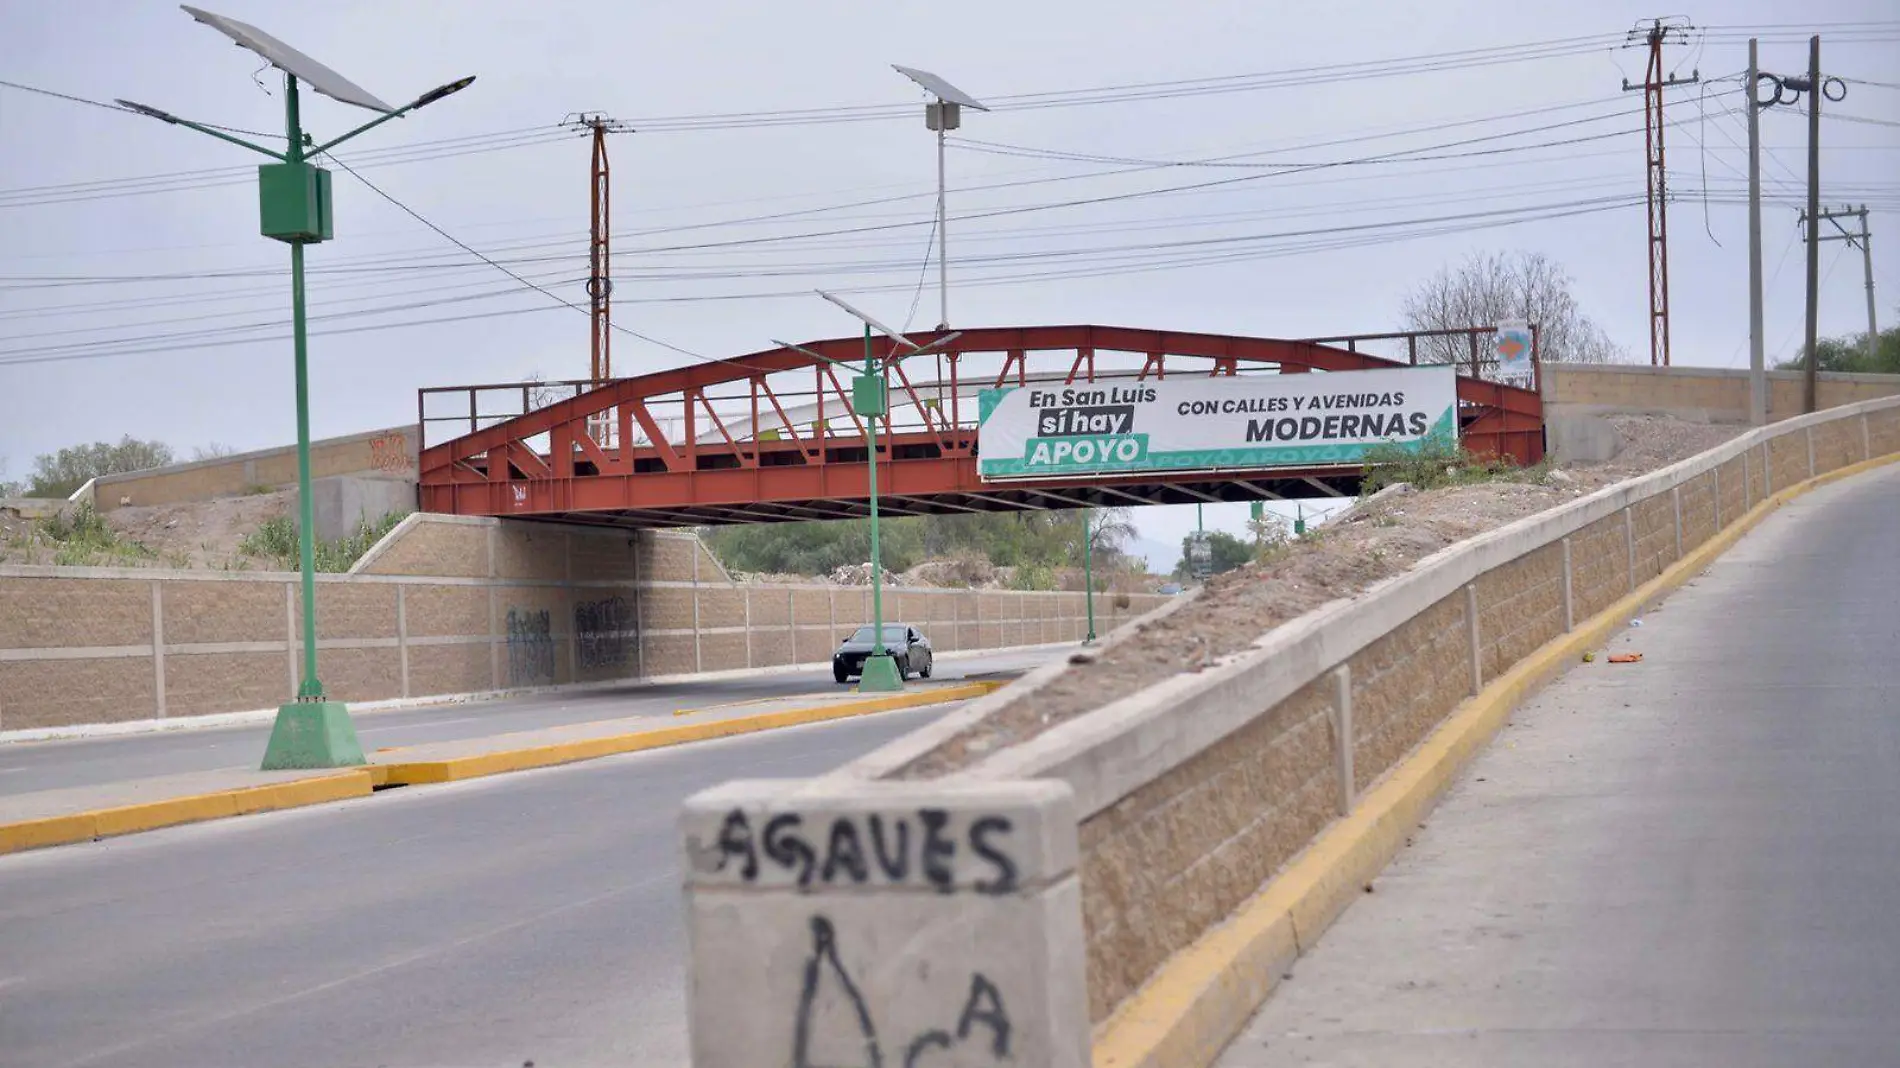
[416,325,1542,529]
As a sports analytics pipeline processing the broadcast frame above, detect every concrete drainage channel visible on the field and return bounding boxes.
[676,397,1900,1068]
[0,681,1002,856]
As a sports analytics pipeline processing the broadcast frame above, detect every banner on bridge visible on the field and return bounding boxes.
[976,364,1457,480]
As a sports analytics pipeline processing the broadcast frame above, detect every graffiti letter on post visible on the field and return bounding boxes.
[505,607,554,686]
[574,595,633,670]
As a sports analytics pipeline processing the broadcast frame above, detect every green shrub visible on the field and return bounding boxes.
[239,510,409,573]
[36,502,155,567]
[1360,438,1550,496]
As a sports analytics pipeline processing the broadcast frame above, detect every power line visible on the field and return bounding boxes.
[0,76,280,139]
[316,150,707,362]
[0,191,1640,367]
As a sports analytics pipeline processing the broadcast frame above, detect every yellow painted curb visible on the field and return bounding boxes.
[378,681,1002,786]
[1092,450,1900,1068]
[0,682,1002,856]
[0,770,375,857]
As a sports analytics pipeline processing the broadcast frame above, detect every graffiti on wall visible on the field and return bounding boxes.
[707,807,1019,895]
[792,915,1011,1068]
[505,607,554,686]
[574,595,634,670]
[368,431,414,475]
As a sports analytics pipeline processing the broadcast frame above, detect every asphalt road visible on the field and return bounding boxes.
[0,647,1055,797]
[1215,463,1900,1067]
[0,697,962,1068]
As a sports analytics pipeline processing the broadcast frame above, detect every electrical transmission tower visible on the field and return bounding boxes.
[1621,18,1699,366]
[1804,205,1879,360]
[562,113,630,388]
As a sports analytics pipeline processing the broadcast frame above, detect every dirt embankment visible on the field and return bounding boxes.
[1,490,295,569]
[895,416,1744,777]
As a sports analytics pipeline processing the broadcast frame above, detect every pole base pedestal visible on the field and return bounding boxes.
[260,700,367,770]
[856,654,905,694]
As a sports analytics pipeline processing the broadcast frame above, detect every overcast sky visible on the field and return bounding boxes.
[2,1,1895,567]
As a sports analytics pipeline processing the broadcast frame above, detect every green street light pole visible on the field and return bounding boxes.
[861,322,893,682]
[283,79,323,706]
[119,10,472,768]
[774,312,962,693]
[1082,509,1096,644]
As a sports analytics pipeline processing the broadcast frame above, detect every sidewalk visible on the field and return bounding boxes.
[0,680,997,855]
[1210,463,1900,1068]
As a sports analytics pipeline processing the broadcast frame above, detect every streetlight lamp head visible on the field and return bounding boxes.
[180,4,395,113]
[412,76,477,110]
[115,99,181,124]
[815,289,920,350]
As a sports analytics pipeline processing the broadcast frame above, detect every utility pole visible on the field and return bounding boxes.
[1746,39,1768,425]
[1801,37,1823,414]
[562,115,629,392]
[1805,205,1879,360]
[1621,18,1699,367]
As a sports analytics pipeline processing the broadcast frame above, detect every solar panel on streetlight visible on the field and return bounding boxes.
[816,290,921,350]
[181,5,394,113]
[892,65,990,111]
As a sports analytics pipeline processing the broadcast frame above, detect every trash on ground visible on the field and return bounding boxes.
[1629,619,1644,627]
[1582,651,1596,663]
[1607,652,1644,664]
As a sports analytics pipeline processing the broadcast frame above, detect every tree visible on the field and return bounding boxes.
[192,442,238,462]
[26,437,174,498]
[0,458,20,499]
[1402,251,1626,366]
[1172,531,1254,581]
[1082,507,1137,569]
[1774,322,1900,376]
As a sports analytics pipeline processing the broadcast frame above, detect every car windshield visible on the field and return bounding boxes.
[848,625,909,643]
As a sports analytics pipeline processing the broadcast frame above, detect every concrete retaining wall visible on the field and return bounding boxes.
[1544,363,1900,424]
[0,513,1164,732]
[81,426,417,511]
[676,395,1900,1065]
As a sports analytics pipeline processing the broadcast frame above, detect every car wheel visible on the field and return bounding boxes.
[920,656,932,679]
[897,655,912,679]
[833,667,850,684]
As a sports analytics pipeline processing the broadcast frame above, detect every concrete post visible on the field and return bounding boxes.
[680,778,1090,1068]
[1806,425,1816,478]
[1763,442,1774,495]
[693,547,704,675]
[1465,584,1482,696]
[1672,486,1683,561]
[1560,536,1575,631]
[1331,665,1354,814]
[151,582,167,719]
[396,584,411,699]
[745,589,754,670]
[1863,414,1873,461]
[1743,446,1752,511]
[287,582,302,696]
[1624,508,1637,593]
[634,533,647,679]
[1714,463,1723,530]
[788,589,797,664]
[487,585,500,691]
[951,591,960,653]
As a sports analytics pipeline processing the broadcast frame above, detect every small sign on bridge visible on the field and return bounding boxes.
[976,364,1457,481]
